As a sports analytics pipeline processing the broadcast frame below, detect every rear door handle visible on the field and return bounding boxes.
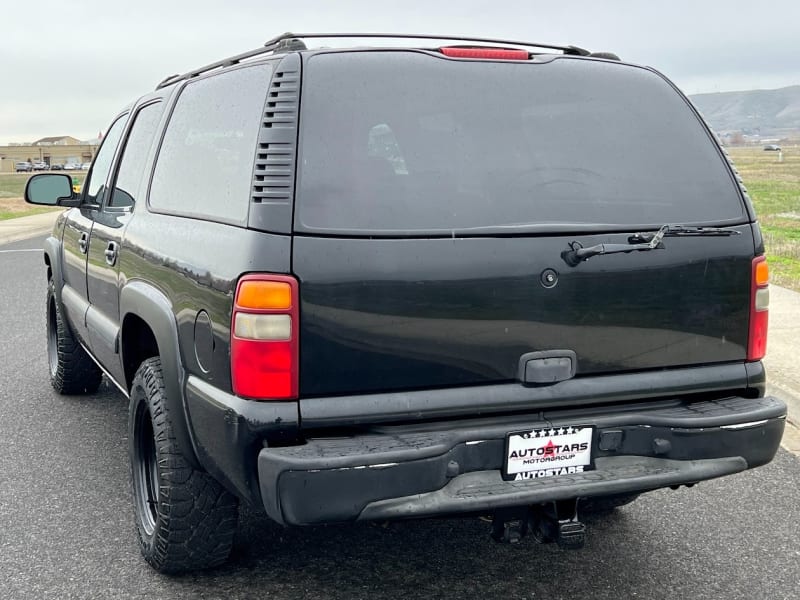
[78,232,88,254]
[104,242,118,266]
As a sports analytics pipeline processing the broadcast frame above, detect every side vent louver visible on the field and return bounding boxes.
[249,53,301,234]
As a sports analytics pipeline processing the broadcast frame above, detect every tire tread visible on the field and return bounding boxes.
[131,357,238,573]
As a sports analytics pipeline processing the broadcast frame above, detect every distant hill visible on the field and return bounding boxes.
[688,85,800,136]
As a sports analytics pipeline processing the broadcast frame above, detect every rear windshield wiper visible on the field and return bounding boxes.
[562,224,741,267]
[628,224,741,242]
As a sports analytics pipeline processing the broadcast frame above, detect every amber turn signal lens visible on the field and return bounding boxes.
[755,260,769,286]
[236,280,292,309]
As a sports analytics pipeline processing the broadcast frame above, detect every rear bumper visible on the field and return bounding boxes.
[257,395,786,525]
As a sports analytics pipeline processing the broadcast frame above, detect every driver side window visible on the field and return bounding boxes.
[84,115,127,205]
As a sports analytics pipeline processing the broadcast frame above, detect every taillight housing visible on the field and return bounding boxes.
[231,274,299,400]
[747,256,769,361]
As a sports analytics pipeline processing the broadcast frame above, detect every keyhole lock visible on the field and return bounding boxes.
[540,268,559,288]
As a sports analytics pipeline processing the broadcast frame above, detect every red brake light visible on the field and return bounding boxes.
[231,274,299,400]
[747,256,769,361]
[440,47,529,60]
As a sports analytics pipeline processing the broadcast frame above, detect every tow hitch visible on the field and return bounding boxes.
[490,507,529,544]
[491,499,586,549]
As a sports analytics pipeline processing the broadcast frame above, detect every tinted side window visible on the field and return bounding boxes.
[110,102,164,208]
[149,63,273,224]
[84,115,127,205]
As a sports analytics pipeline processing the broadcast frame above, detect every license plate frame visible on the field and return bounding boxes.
[503,425,595,481]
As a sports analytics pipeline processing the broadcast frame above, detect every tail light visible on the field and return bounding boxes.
[231,274,299,400]
[747,256,769,361]
[440,47,529,60]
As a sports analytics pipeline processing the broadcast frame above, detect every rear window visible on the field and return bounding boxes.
[296,52,744,235]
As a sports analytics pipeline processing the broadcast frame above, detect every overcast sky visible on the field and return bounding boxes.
[1,0,799,145]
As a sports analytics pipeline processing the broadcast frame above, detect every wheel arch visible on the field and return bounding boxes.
[43,235,63,293]
[120,280,200,468]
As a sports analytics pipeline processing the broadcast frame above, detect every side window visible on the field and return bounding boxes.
[149,63,273,224]
[84,115,127,205]
[109,102,164,208]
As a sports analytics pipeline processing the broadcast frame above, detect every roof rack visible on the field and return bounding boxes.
[156,37,294,89]
[268,32,591,55]
[156,31,593,90]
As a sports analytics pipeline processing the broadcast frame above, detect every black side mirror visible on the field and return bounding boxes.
[24,174,79,207]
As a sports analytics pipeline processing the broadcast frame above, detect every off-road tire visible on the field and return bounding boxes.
[46,278,102,394]
[129,357,239,573]
[580,493,640,514]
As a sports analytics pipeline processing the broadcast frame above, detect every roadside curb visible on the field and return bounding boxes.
[780,419,800,457]
[763,284,800,457]
[0,210,61,245]
[768,381,800,457]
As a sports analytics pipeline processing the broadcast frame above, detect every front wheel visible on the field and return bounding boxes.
[46,278,102,394]
[129,357,239,573]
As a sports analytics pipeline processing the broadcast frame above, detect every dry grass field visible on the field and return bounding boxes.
[727,146,800,290]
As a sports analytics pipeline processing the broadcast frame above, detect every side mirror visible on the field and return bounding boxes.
[24,174,79,207]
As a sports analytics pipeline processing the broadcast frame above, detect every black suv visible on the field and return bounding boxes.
[25,33,786,573]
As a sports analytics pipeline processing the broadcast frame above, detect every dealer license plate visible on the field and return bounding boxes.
[504,426,594,481]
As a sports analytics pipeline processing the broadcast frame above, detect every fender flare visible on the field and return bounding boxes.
[120,280,200,468]
[43,235,64,302]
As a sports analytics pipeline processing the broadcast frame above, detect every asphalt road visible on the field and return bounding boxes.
[2,234,799,600]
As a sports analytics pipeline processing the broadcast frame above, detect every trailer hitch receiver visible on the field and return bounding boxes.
[491,499,586,549]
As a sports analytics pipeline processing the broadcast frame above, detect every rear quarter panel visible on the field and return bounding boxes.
[119,211,291,391]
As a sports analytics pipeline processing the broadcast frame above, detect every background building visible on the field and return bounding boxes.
[0,137,99,172]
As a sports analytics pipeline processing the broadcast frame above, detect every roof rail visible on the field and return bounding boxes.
[155,35,304,89]
[268,32,591,56]
[156,31,593,90]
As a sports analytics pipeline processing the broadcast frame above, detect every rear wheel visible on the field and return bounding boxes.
[129,357,239,573]
[46,278,102,394]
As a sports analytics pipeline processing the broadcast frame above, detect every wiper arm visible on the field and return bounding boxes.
[561,239,662,267]
[561,224,741,267]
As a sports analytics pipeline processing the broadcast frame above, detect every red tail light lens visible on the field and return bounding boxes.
[231,274,299,400]
[747,256,769,361]
[440,47,529,60]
